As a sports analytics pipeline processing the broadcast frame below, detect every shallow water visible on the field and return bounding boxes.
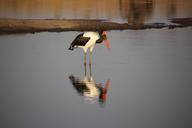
[0,28,192,128]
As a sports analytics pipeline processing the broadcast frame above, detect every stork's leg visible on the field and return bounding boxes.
[89,62,92,77]
[84,62,87,76]
[84,52,87,65]
[89,45,94,65]
[89,51,92,65]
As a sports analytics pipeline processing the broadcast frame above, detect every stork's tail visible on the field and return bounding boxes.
[68,45,74,50]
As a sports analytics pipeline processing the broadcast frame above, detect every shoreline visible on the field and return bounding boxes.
[0,18,191,34]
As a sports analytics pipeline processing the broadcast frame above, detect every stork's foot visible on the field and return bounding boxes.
[89,60,92,65]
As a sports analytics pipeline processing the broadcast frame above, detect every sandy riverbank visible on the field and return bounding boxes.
[0,18,191,34]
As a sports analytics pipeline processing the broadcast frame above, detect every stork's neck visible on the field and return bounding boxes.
[96,33,105,44]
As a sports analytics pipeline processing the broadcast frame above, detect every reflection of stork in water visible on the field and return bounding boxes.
[69,64,110,105]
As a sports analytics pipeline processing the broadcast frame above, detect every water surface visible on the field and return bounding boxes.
[0,28,192,128]
[0,0,192,127]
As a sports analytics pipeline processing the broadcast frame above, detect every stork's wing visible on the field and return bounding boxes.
[69,33,90,50]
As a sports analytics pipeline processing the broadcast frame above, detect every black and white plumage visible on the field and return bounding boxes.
[69,63,110,104]
[69,31,109,64]
[69,75,110,104]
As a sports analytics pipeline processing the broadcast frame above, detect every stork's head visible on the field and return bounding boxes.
[101,31,110,50]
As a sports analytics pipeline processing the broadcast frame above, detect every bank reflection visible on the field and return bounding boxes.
[0,0,191,23]
[69,64,110,106]
[120,0,154,26]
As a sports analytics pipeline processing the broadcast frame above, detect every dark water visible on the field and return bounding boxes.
[0,28,192,128]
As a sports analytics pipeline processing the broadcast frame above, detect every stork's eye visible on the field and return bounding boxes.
[103,35,107,40]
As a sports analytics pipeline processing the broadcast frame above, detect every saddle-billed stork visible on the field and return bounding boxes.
[68,31,110,64]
